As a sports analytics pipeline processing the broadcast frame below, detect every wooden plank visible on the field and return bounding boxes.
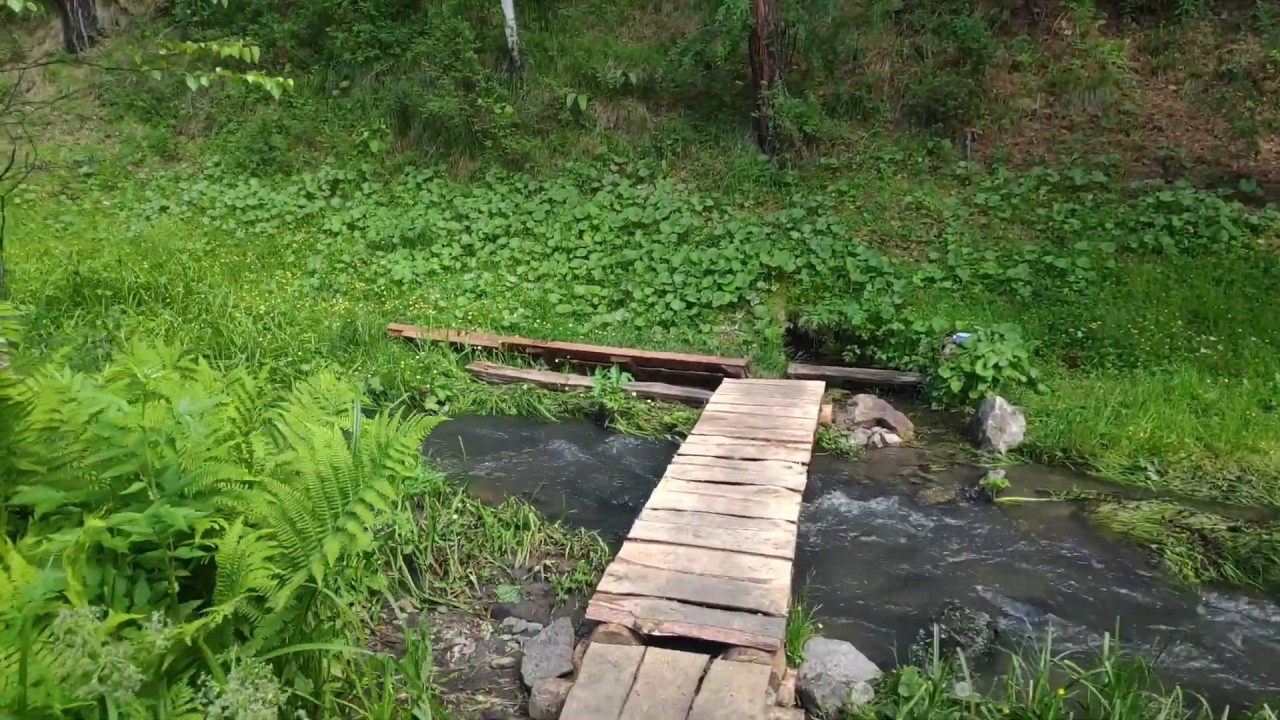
[647,485,802,522]
[596,560,789,616]
[393,323,749,377]
[465,362,712,406]
[638,508,797,534]
[664,460,806,492]
[625,381,712,406]
[467,362,594,390]
[628,520,796,560]
[560,643,646,720]
[616,540,793,583]
[688,423,816,443]
[787,361,925,387]
[703,399,822,418]
[704,398,824,415]
[695,411,817,432]
[618,648,709,720]
[668,455,807,475]
[656,478,801,506]
[718,378,825,395]
[687,659,771,720]
[585,593,785,651]
[716,381,814,397]
[678,438,812,464]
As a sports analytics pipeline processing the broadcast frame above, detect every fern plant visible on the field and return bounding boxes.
[0,319,443,717]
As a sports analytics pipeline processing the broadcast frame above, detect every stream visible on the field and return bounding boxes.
[422,415,1280,709]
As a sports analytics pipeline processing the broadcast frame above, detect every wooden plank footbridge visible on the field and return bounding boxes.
[561,378,826,720]
[385,324,918,718]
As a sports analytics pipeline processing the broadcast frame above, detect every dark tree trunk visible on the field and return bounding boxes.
[56,0,101,55]
[747,0,783,156]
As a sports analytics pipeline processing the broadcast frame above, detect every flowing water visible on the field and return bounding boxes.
[423,415,1280,708]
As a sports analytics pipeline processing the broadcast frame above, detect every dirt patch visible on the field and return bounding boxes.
[369,574,589,719]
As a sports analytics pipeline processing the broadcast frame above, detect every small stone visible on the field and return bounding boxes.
[852,427,873,447]
[528,677,573,720]
[520,617,576,688]
[909,600,998,666]
[797,637,880,716]
[489,655,518,669]
[917,485,956,505]
[500,617,544,635]
[971,396,1026,454]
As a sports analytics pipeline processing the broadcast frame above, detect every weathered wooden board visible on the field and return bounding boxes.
[391,324,749,377]
[628,519,796,559]
[560,643,646,720]
[617,540,792,583]
[596,560,789,616]
[647,484,802,521]
[625,381,713,405]
[687,659,772,720]
[687,424,816,443]
[465,362,712,406]
[713,386,824,403]
[695,411,817,432]
[656,478,801,505]
[787,361,925,387]
[618,648,709,720]
[678,438,812,464]
[663,460,806,491]
[586,593,785,651]
[717,378,825,394]
[668,455,808,475]
[702,399,823,418]
[637,508,797,533]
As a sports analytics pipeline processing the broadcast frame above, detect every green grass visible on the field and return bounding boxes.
[849,630,1279,719]
[785,595,820,668]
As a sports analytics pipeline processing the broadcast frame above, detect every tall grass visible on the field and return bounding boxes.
[850,630,1279,719]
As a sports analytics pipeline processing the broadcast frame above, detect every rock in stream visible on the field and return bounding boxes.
[797,636,881,716]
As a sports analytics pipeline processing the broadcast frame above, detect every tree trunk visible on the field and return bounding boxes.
[747,0,783,155]
[56,0,101,55]
[499,0,522,74]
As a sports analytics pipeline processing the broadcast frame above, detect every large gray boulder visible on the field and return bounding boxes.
[971,396,1026,453]
[839,394,914,439]
[797,637,881,717]
[520,617,575,688]
[908,600,998,667]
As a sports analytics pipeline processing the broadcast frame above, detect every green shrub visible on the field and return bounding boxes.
[931,324,1045,407]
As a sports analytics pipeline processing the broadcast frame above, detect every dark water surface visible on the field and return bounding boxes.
[423,415,1280,708]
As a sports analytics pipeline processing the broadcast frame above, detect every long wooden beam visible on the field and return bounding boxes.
[786,361,924,387]
[389,323,749,378]
[465,361,713,406]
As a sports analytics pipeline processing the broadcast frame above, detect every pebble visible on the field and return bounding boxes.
[490,655,518,669]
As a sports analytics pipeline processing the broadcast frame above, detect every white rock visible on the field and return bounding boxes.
[797,637,881,716]
[971,396,1027,454]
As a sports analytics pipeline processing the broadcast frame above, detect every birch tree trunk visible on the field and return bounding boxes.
[500,0,522,74]
[747,0,782,155]
[56,0,101,54]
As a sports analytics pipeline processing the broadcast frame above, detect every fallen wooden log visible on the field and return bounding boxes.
[465,361,714,406]
[389,323,749,378]
[786,361,925,387]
